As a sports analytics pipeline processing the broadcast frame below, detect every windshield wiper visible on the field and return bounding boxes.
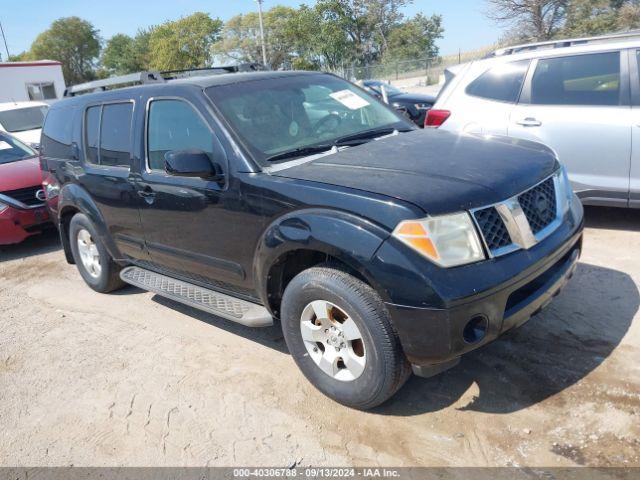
[332,127,412,147]
[265,144,335,162]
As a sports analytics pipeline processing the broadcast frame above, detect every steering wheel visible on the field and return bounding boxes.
[312,113,342,136]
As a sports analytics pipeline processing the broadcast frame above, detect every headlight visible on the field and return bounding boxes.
[392,212,485,268]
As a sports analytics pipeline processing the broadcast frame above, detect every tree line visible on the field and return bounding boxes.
[489,0,640,42]
[11,0,640,86]
[10,0,443,86]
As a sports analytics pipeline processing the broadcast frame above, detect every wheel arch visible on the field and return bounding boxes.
[254,208,392,317]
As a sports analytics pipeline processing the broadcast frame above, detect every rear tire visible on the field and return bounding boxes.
[280,266,411,410]
[69,213,125,293]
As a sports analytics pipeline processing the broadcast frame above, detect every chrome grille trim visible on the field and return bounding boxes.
[471,171,563,258]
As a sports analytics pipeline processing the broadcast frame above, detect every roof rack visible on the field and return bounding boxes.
[489,29,640,57]
[64,63,268,97]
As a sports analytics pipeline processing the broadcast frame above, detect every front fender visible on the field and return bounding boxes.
[254,208,392,306]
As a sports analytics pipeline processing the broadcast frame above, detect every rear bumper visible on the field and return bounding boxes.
[385,228,583,370]
[0,204,50,245]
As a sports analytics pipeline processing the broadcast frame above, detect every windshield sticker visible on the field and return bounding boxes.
[0,141,12,150]
[329,90,370,110]
[289,121,300,137]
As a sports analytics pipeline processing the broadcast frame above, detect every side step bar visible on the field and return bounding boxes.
[120,266,273,327]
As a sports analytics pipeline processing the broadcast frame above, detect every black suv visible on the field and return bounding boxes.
[40,70,584,409]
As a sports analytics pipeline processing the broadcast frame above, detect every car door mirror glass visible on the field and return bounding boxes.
[164,149,223,180]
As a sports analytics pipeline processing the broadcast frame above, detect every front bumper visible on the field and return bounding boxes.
[386,231,582,370]
[0,204,50,245]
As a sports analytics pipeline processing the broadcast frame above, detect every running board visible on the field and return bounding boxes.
[120,266,273,327]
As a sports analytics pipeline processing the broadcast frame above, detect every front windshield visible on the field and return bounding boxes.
[0,105,49,133]
[206,73,409,163]
[0,134,36,165]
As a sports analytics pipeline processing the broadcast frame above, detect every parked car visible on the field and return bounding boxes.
[0,101,49,149]
[427,31,640,208]
[362,80,435,127]
[0,132,50,245]
[41,70,583,409]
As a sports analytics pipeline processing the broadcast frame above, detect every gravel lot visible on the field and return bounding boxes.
[1,206,639,467]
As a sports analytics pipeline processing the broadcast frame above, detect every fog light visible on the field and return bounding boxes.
[463,315,488,344]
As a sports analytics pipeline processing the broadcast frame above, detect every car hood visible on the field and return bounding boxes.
[0,157,43,191]
[8,129,41,146]
[270,129,559,215]
[389,92,436,104]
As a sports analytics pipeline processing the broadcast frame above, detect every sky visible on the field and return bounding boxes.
[0,0,504,59]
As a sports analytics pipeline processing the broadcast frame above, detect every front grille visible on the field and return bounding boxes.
[518,177,557,234]
[2,186,43,206]
[474,207,511,250]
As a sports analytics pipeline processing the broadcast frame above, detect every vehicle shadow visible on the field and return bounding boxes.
[0,228,61,262]
[584,205,640,232]
[151,295,289,354]
[376,261,638,416]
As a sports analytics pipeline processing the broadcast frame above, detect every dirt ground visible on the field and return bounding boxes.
[0,206,639,467]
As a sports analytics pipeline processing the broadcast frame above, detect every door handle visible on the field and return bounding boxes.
[516,117,542,127]
[137,186,156,204]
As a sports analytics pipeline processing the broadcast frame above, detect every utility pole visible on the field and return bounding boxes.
[255,0,268,66]
[0,20,10,61]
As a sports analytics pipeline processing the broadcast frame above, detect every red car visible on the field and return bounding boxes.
[0,132,50,245]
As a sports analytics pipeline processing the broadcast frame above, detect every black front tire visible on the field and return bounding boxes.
[280,266,411,410]
[69,213,125,293]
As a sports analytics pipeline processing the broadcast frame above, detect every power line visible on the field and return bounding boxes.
[0,20,10,61]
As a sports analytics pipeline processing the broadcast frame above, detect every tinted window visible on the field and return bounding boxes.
[147,100,213,171]
[99,103,133,168]
[0,105,48,132]
[531,52,621,106]
[41,106,74,158]
[466,60,529,103]
[85,106,100,164]
[0,133,36,165]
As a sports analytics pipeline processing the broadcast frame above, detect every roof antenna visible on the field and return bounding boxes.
[0,20,10,61]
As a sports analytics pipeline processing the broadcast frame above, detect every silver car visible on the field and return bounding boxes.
[429,31,640,208]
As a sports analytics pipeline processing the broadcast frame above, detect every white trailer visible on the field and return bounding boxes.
[0,60,66,104]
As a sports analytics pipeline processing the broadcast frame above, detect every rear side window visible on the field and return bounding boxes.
[466,60,529,103]
[41,106,74,158]
[531,52,621,106]
[83,102,133,168]
[100,103,133,167]
[147,99,213,171]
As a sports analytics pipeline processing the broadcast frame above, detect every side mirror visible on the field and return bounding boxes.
[164,149,223,180]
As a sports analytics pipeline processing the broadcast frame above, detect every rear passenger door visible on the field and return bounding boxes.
[79,101,147,259]
[509,51,631,206]
[628,49,640,207]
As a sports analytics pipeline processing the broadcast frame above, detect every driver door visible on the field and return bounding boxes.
[135,95,247,293]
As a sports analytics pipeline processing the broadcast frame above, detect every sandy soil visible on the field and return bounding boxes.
[0,206,638,467]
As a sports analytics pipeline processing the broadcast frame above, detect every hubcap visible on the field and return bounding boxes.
[300,300,366,382]
[77,228,101,278]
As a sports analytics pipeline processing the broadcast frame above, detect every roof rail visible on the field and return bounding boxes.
[64,71,164,97]
[489,29,640,57]
[64,63,269,97]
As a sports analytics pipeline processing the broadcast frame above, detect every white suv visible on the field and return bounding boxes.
[429,32,640,208]
[0,101,49,149]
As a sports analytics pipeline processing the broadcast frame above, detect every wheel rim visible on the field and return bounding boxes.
[76,228,102,278]
[300,300,366,382]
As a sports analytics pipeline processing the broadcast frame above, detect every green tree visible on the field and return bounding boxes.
[486,0,568,41]
[384,13,444,62]
[213,6,301,69]
[102,34,141,74]
[28,16,101,84]
[564,0,640,35]
[147,12,222,71]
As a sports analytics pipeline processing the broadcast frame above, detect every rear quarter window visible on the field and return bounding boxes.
[466,60,530,103]
[41,106,75,158]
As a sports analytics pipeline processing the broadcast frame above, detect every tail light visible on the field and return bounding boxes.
[425,109,451,128]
